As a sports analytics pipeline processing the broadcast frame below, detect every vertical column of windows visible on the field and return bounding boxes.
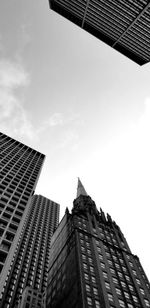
[124,254,150,307]
[79,231,101,308]
[1,198,37,307]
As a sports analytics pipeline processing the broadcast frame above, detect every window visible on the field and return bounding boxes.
[90,266,94,273]
[118,272,123,278]
[112,255,117,260]
[100,263,105,269]
[115,263,120,269]
[95,300,101,308]
[129,262,133,268]
[112,277,118,284]
[116,288,121,295]
[124,291,130,299]
[88,257,92,263]
[108,293,113,302]
[87,249,91,255]
[140,288,144,295]
[119,258,124,264]
[122,266,127,272]
[87,296,92,306]
[105,282,110,290]
[103,272,108,279]
[86,284,91,293]
[127,285,133,292]
[83,263,88,271]
[132,270,136,276]
[93,287,98,296]
[119,299,125,307]
[132,295,138,303]
[110,268,115,275]
[144,299,150,307]
[82,254,86,261]
[91,276,96,283]
[84,273,89,280]
[136,278,140,285]
[125,275,130,281]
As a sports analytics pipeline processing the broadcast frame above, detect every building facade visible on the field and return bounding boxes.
[46,179,150,308]
[0,132,45,299]
[49,0,150,65]
[17,286,45,308]
[0,195,59,308]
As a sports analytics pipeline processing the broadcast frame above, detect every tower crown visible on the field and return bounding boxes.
[76,178,88,198]
[73,178,97,216]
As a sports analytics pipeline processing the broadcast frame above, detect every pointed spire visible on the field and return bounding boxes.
[77,178,88,198]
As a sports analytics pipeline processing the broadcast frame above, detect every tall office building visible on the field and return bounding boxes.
[0,132,45,298]
[46,179,150,308]
[49,0,150,65]
[0,194,59,308]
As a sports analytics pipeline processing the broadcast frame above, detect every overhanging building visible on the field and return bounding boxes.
[49,0,150,65]
[46,179,150,308]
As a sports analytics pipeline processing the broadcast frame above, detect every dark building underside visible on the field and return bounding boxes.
[49,0,150,65]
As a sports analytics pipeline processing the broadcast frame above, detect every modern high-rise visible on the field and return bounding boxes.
[49,0,150,65]
[46,179,150,308]
[0,194,59,308]
[0,132,45,298]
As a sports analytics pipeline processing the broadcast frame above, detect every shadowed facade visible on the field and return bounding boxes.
[46,179,150,308]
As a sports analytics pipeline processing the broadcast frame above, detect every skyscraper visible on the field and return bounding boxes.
[0,194,59,308]
[49,0,150,65]
[0,132,45,298]
[46,179,150,308]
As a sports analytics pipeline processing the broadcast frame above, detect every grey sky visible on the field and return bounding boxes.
[0,0,150,279]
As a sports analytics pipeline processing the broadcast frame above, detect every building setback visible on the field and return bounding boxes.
[49,0,150,65]
[0,195,59,308]
[46,179,150,308]
[0,132,45,300]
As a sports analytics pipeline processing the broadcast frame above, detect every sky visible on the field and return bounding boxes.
[0,0,150,279]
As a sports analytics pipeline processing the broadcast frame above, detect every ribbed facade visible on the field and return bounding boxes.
[0,132,45,299]
[0,195,59,308]
[46,190,150,308]
[49,0,150,65]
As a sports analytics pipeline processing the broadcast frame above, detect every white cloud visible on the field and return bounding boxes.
[47,112,64,127]
[0,58,35,141]
[59,130,79,150]
[0,59,29,88]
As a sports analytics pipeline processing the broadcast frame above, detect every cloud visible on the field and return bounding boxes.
[59,130,79,150]
[47,112,64,127]
[16,23,32,61]
[0,59,35,141]
[0,60,29,88]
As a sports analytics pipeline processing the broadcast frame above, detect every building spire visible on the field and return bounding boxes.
[77,178,88,198]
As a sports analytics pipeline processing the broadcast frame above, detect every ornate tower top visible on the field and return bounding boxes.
[73,178,98,217]
[76,178,88,198]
